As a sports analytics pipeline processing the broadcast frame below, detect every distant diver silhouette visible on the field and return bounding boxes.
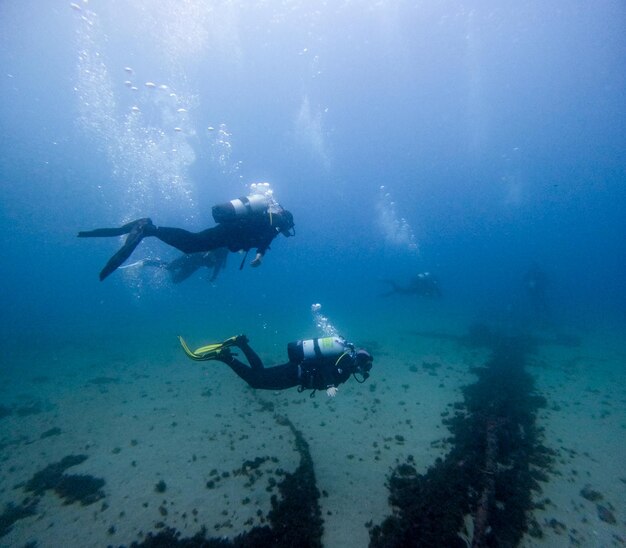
[381,272,442,298]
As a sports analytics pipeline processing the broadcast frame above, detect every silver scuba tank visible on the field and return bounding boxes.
[212,193,269,223]
[287,336,349,362]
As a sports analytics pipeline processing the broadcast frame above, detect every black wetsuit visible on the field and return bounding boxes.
[220,340,353,392]
[149,215,277,256]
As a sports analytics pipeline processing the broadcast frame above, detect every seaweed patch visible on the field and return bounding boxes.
[127,408,323,547]
[24,454,105,506]
[0,500,38,538]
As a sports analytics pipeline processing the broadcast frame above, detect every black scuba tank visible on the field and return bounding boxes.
[287,337,349,362]
[212,194,269,223]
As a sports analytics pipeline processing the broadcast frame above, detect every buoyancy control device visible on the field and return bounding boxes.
[287,336,353,363]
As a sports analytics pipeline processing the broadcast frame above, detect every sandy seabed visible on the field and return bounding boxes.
[1,321,624,548]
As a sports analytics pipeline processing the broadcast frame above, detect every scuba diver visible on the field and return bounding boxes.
[381,272,442,298]
[138,248,228,284]
[179,334,373,398]
[78,183,295,281]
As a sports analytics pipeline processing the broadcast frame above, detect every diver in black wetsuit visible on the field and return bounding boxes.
[179,335,373,398]
[141,248,228,284]
[78,191,295,281]
[381,272,442,298]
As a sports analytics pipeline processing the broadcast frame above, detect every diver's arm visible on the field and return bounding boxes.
[250,222,277,267]
[319,362,339,397]
[235,337,265,370]
[251,240,271,267]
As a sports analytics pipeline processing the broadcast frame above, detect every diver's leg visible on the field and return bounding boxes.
[213,338,267,388]
[170,262,199,284]
[235,339,264,370]
[166,254,191,283]
[229,339,297,390]
[151,225,228,254]
[165,254,188,270]
[215,352,265,388]
[219,355,296,390]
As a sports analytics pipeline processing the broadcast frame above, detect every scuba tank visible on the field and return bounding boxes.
[287,336,351,362]
[212,193,269,223]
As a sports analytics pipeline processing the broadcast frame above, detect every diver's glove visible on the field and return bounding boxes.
[326,386,338,398]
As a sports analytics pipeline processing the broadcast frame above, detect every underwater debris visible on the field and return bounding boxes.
[370,330,554,547]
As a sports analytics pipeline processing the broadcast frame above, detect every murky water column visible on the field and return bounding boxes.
[376,185,419,253]
[71,1,198,221]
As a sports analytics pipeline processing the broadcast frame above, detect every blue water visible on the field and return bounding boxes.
[0,1,625,545]
[1,2,625,344]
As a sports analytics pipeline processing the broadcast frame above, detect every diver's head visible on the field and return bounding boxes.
[354,349,373,379]
[276,209,295,237]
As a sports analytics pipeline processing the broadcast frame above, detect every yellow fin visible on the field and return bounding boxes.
[178,335,239,361]
[178,336,212,361]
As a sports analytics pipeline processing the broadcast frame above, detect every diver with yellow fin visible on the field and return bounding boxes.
[178,334,373,397]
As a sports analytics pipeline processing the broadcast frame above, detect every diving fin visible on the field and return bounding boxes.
[118,260,147,270]
[178,335,239,361]
[98,218,154,281]
[178,336,220,360]
[78,218,152,238]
